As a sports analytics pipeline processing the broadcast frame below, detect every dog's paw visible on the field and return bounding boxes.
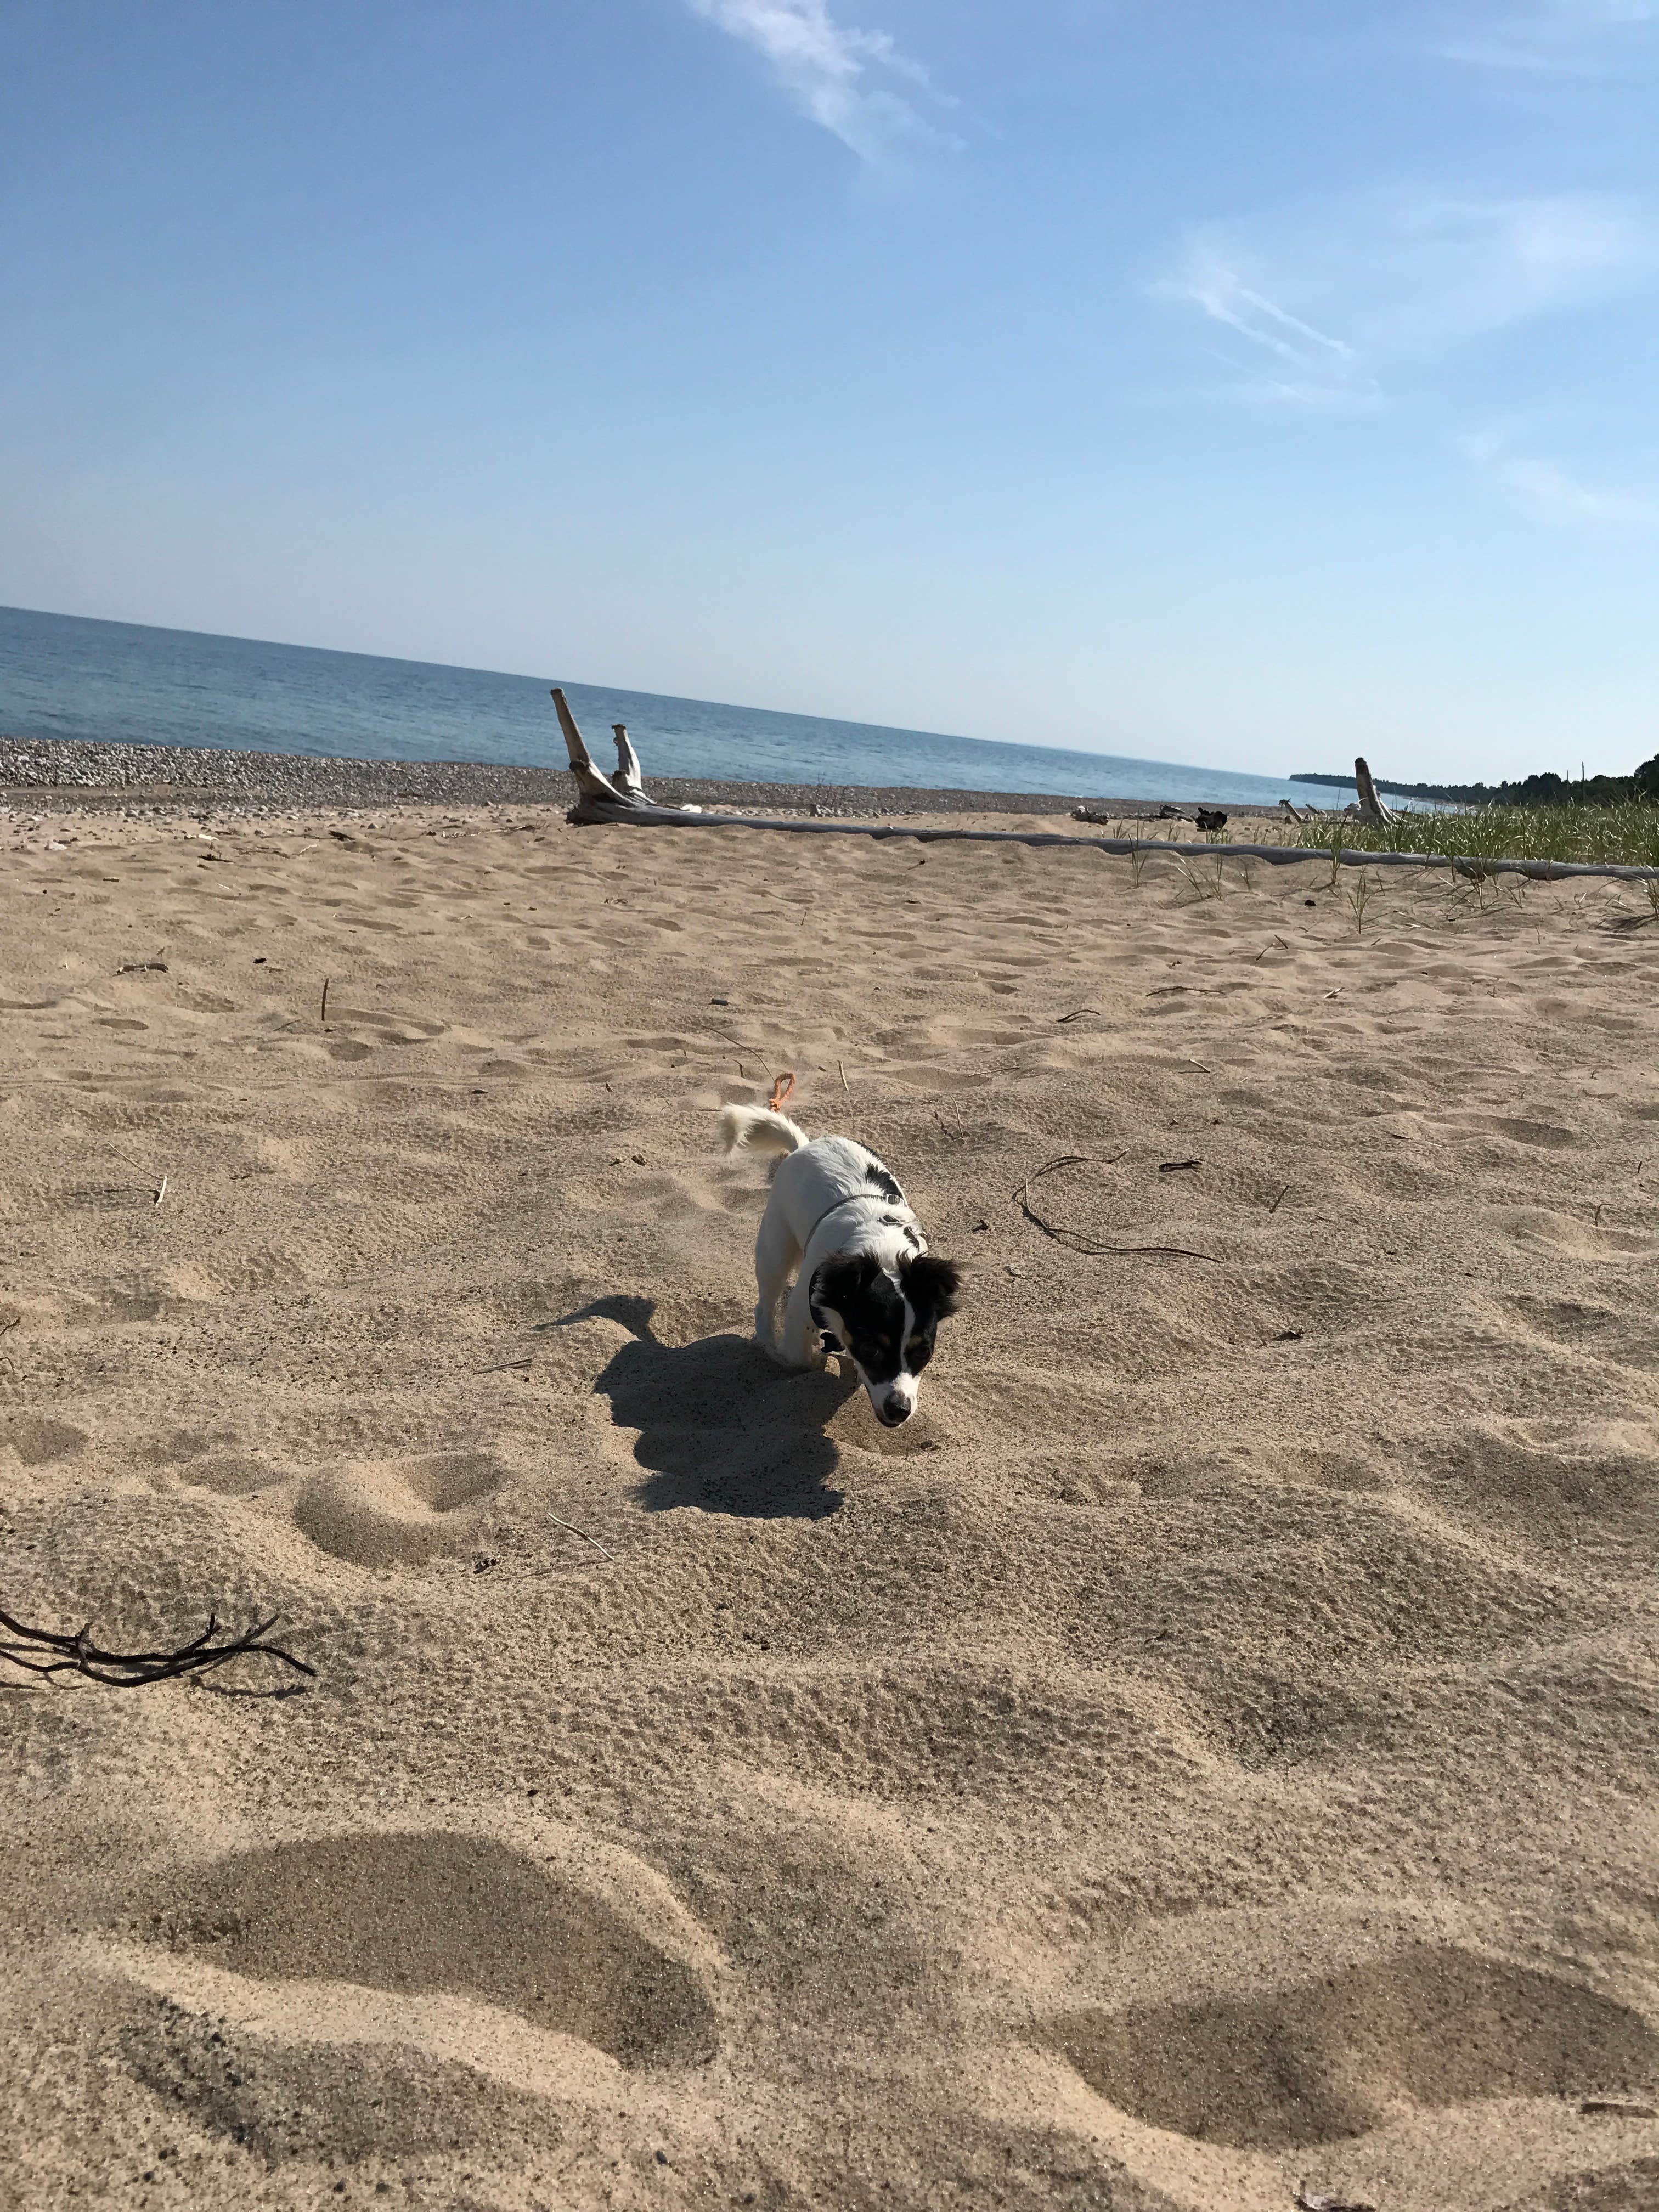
[770,1338,824,1373]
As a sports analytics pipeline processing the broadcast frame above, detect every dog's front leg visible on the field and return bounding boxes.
[775,1276,827,1371]
[752,1211,800,1357]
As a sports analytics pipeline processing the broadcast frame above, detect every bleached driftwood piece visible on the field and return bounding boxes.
[551,690,706,821]
[1349,757,1395,826]
[551,688,658,819]
[611,723,646,798]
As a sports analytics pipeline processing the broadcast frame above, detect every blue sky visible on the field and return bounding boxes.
[2,1,1655,781]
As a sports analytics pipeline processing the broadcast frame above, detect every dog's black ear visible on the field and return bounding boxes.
[811,1251,879,1324]
[901,1253,961,1319]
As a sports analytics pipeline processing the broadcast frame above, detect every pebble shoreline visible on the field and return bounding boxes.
[0,734,1282,822]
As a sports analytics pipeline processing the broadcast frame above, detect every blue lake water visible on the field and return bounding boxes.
[1,604,1362,808]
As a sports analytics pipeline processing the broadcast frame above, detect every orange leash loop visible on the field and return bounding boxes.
[768,1071,796,1113]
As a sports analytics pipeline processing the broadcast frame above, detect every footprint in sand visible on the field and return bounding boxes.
[2,1414,90,1465]
[1485,1115,1577,1148]
[1508,1295,1659,1374]
[151,1830,719,2069]
[182,1458,285,1498]
[122,1999,552,2164]
[290,1451,507,1567]
[1049,1943,1659,2151]
[109,1831,721,2163]
[1499,1208,1657,1261]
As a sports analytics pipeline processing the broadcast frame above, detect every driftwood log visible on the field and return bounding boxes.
[552,689,699,822]
[1348,757,1395,826]
[547,695,1659,881]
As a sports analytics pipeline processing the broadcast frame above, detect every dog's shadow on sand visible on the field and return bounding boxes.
[548,1295,854,1519]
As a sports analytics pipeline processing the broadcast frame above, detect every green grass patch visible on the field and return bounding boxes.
[1289,801,1659,870]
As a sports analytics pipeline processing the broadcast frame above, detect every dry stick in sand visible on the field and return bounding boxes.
[548,1514,614,1562]
[1014,1154,1219,1263]
[320,977,330,1026]
[0,1605,315,1689]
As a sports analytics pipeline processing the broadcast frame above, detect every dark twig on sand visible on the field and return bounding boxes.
[0,1605,315,1689]
[320,977,330,1025]
[1013,1154,1218,1263]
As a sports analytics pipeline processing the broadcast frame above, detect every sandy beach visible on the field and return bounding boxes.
[4,788,1659,2211]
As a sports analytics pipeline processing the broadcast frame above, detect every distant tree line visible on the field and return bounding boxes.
[1293,758,1659,807]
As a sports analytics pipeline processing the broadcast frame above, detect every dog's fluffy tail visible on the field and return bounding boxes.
[720,1104,807,1160]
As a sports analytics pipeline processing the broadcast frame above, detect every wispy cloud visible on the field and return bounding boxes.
[1152,241,1379,409]
[1154,189,1655,405]
[1461,421,1659,521]
[685,0,949,165]
[1433,0,1659,74]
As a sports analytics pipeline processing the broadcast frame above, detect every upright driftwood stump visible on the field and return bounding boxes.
[1350,755,1395,825]
[610,721,646,799]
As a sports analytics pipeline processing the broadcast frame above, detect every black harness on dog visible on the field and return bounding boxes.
[802,1192,925,1255]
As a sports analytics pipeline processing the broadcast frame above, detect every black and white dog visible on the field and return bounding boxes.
[720,1103,960,1426]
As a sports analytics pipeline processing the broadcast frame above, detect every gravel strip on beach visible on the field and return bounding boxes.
[0,734,1283,821]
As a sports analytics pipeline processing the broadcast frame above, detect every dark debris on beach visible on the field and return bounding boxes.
[0,736,1282,823]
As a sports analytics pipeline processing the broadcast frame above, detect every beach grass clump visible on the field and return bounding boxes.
[1290,801,1659,870]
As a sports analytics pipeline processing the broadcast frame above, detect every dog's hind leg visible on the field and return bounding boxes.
[753,1210,800,1357]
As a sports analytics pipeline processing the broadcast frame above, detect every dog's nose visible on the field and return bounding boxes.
[882,1399,912,1425]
